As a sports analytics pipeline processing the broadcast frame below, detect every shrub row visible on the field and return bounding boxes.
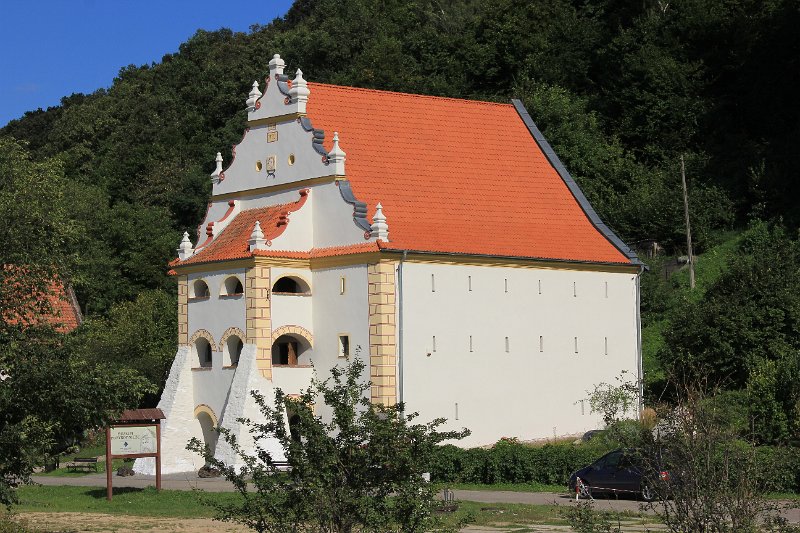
[428,440,611,486]
[755,446,800,493]
[429,440,800,492]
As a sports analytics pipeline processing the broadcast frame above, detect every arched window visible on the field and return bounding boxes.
[288,413,302,443]
[220,276,244,297]
[271,334,311,366]
[225,335,243,367]
[191,279,210,299]
[272,276,311,295]
[196,337,213,368]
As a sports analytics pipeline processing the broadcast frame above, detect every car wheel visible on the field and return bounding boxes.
[640,483,655,502]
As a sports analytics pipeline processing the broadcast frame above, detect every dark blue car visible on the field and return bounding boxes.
[567,448,669,501]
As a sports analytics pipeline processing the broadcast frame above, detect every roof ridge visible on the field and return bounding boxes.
[307,82,512,108]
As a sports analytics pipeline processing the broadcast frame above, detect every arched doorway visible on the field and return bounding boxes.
[193,405,219,459]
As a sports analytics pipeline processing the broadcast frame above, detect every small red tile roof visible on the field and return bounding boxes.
[176,190,382,267]
[177,196,304,266]
[49,284,82,332]
[116,408,165,422]
[305,83,632,264]
[2,270,82,333]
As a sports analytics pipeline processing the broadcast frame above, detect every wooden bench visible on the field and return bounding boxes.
[272,461,290,471]
[66,457,99,472]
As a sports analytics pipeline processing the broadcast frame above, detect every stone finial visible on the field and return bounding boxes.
[248,221,267,251]
[246,80,262,111]
[327,132,346,175]
[177,231,194,260]
[370,203,389,241]
[288,68,310,106]
[268,54,286,75]
[210,152,224,184]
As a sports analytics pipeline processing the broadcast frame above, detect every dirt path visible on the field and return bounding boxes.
[19,512,250,532]
[18,512,664,533]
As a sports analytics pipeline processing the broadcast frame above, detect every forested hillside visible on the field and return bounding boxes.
[2,0,799,445]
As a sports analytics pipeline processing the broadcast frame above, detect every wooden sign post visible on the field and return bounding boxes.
[105,409,165,501]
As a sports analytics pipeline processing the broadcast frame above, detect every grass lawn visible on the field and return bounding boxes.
[441,501,565,529]
[16,486,240,518]
[14,485,648,530]
[38,443,134,477]
[436,482,566,493]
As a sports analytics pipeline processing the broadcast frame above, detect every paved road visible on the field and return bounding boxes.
[32,473,641,511]
[29,473,800,525]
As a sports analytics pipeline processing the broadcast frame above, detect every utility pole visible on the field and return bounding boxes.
[681,155,695,289]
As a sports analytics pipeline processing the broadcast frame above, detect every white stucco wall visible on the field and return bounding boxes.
[134,346,208,475]
[187,269,246,348]
[213,119,336,197]
[312,181,372,248]
[270,267,314,336]
[399,261,639,447]
[215,344,285,471]
[310,264,370,419]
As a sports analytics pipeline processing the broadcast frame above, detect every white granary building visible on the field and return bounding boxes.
[136,54,643,474]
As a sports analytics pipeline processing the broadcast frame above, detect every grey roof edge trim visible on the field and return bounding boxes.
[337,180,372,233]
[376,246,639,269]
[298,116,330,159]
[511,98,642,267]
[277,74,291,97]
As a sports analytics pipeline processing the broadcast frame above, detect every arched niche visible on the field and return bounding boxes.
[271,275,311,295]
[220,275,244,297]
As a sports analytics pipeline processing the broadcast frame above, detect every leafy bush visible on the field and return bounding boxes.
[429,437,800,493]
[429,441,611,486]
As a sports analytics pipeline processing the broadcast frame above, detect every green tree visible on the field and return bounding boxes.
[67,290,177,404]
[662,222,800,442]
[189,355,469,532]
[0,138,152,505]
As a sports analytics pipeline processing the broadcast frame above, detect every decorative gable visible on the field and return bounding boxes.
[212,54,346,198]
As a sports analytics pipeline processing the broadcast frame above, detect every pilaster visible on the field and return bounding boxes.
[246,266,273,380]
[177,275,189,345]
[368,261,397,405]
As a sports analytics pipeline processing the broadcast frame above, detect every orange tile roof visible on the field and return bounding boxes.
[2,268,82,333]
[305,83,633,264]
[177,194,305,266]
[177,191,382,266]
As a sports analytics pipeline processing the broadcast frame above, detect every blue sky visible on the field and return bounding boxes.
[0,0,294,127]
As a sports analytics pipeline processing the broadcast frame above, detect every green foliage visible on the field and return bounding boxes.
[583,372,639,427]
[662,222,800,442]
[638,386,795,533]
[66,290,177,403]
[189,356,468,533]
[0,138,152,506]
[0,137,73,325]
[428,441,612,487]
[0,325,152,506]
[561,500,621,533]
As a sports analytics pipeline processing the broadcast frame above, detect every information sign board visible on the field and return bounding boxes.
[110,425,157,455]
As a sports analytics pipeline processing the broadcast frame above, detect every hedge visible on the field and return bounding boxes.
[429,440,800,491]
[428,440,611,486]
